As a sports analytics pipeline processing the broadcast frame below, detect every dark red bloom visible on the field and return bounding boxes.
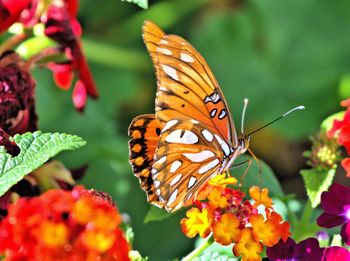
[0,51,37,135]
[0,0,31,32]
[317,183,350,246]
[267,237,324,261]
[44,3,98,111]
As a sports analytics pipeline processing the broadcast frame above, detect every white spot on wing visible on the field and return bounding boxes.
[162,65,179,81]
[198,159,220,174]
[188,176,197,189]
[165,129,199,144]
[157,47,172,55]
[157,156,167,164]
[214,134,230,156]
[180,53,194,63]
[170,160,182,173]
[191,119,199,124]
[170,174,183,186]
[218,109,227,119]
[167,189,178,205]
[202,129,213,142]
[154,179,160,188]
[183,150,215,162]
[162,120,178,133]
[160,40,169,44]
[159,86,168,92]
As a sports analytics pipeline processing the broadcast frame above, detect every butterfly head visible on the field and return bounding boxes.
[238,134,251,154]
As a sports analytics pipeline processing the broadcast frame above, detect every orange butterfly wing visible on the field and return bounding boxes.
[151,119,239,212]
[128,114,165,208]
[142,20,238,147]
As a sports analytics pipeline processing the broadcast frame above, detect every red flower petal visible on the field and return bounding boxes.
[0,0,31,32]
[342,158,350,178]
[72,80,87,111]
[48,63,73,90]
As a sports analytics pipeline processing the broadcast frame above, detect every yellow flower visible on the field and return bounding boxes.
[250,214,279,247]
[207,187,229,208]
[212,213,241,245]
[82,229,116,252]
[208,173,237,187]
[233,228,263,261]
[180,207,213,238]
[40,221,69,247]
[249,186,273,208]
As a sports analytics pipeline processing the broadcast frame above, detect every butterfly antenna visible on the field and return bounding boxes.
[247,105,305,136]
[241,98,249,134]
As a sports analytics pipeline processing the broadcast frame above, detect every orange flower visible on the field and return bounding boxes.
[207,187,229,208]
[0,186,130,261]
[269,211,291,241]
[250,214,279,247]
[212,213,241,245]
[249,186,273,208]
[40,221,69,247]
[181,207,213,238]
[233,228,263,261]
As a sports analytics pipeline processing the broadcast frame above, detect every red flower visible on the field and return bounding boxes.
[328,99,350,176]
[0,186,130,261]
[0,0,31,32]
[0,51,37,135]
[44,2,98,111]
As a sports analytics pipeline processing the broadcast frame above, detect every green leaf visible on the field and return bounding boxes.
[122,0,148,9]
[339,74,350,100]
[0,131,86,196]
[144,206,174,223]
[233,155,284,196]
[300,168,336,208]
[193,250,236,261]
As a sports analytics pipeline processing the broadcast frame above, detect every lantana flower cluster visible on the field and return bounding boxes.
[328,98,350,176]
[0,186,130,261]
[180,174,290,261]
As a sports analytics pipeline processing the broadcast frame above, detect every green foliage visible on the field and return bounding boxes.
[193,251,236,261]
[0,132,86,196]
[339,75,350,100]
[233,155,284,196]
[300,168,335,208]
[144,206,174,223]
[122,0,148,9]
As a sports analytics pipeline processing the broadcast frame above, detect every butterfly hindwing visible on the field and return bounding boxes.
[142,20,238,147]
[128,114,165,207]
[151,119,226,212]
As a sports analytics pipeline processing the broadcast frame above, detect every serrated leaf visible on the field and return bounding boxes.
[0,131,86,196]
[144,206,174,223]
[192,251,236,261]
[122,0,148,9]
[300,168,335,208]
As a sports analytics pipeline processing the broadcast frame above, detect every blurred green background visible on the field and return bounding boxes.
[34,0,350,259]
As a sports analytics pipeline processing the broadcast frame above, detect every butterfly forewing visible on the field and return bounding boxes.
[151,119,225,212]
[142,20,238,147]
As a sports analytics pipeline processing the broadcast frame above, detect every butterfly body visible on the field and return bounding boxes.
[128,21,250,212]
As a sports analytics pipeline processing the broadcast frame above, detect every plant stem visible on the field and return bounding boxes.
[300,199,313,225]
[182,235,214,261]
[0,33,27,55]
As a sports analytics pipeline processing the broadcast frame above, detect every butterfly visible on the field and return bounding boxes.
[128,20,251,213]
